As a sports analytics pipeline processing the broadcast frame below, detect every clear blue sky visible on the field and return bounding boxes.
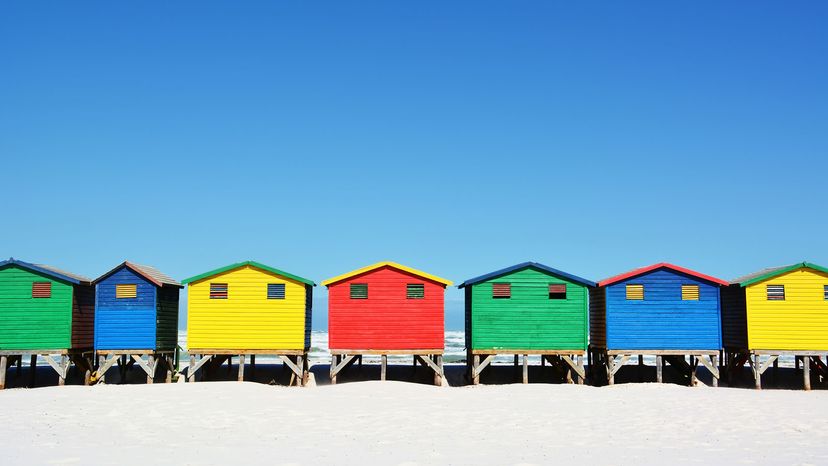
[1,2,826,330]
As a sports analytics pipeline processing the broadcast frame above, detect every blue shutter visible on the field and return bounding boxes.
[268,283,286,300]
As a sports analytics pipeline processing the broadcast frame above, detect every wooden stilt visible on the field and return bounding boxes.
[188,354,196,382]
[295,355,304,386]
[251,355,256,379]
[58,355,66,386]
[434,355,442,386]
[804,356,811,391]
[773,357,779,385]
[0,355,7,390]
[238,354,245,382]
[711,354,718,388]
[638,354,644,382]
[146,355,155,384]
[165,355,173,383]
[29,355,37,388]
[754,354,762,390]
[522,354,528,384]
[565,356,573,384]
[689,355,698,386]
[607,352,615,386]
[656,355,663,383]
[472,354,480,385]
[330,354,337,385]
[577,354,584,385]
[381,354,387,381]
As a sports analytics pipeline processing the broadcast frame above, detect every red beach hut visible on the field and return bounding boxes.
[321,261,452,385]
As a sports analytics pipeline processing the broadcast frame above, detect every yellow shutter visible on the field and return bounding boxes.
[681,285,700,300]
[116,284,137,298]
[626,284,644,300]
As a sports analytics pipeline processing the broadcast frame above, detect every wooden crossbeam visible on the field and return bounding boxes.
[415,355,443,376]
[759,355,779,375]
[329,354,356,379]
[187,354,213,380]
[697,354,720,379]
[279,355,303,378]
[130,355,155,377]
[610,355,629,376]
[42,354,70,379]
[561,355,586,379]
[471,355,495,378]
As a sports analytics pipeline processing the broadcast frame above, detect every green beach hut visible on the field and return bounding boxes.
[459,262,596,384]
[0,258,95,389]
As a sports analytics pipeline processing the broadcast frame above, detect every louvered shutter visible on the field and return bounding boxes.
[824,285,828,301]
[116,284,137,299]
[681,285,700,301]
[350,283,368,299]
[492,283,511,298]
[210,283,228,299]
[406,284,425,299]
[548,283,566,299]
[32,282,51,298]
[267,283,286,299]
[626,285,644,300]
[766,285,785,301]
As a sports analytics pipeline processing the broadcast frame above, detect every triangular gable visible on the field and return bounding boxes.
[458,262,596,288]
[598,262,728,287]
[181,261,315,286]
[94,261,182,288]
[732,262,828,287]
[321,261,452,287]
[0,258,91,285]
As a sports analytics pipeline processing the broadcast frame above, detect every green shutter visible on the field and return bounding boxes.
[406,284,425,299]
[350,283,368,299]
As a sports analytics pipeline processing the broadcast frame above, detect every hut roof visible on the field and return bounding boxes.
[94,261,182,288]
[731,262,828,287]
[321,261,453,287]
[181,261,314,286]
[0,258,92,285]
[598,262,729,287]
[458,262,596,288]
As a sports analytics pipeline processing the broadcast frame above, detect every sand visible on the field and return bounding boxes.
[3,378,828,466]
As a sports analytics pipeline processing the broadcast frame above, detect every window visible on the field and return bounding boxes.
[116,284,137,299]
[548,283,566,300]
[825,285,828,301]
[492,283,511,299]
[32,282,51,298]
[767,284,785,301]
[407,283,425,299]
[210,283,228,299]
[681,285,700,301]
[267,283,286,300]
[350,283,368,299]
[626,284,644,300]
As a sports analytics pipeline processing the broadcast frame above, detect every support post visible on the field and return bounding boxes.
[0,355,7,390]
[607,353,614,386]
[656,355,663,383]
[522,353,528,384]
[188,354,196,382]
[472,354,480,385]
[99,355,107,384]
[330,354,337,385]
[251,355,256,379]
[804,356,811,391]
[711,354,719,388]
[238,354,245,382]
[638,354,644,382]
[577,354,584,385]
[381,354,387,381]
[434,355,442,386]
[754,354,762,390]
[58,354,66,386]
[689,355,697,386]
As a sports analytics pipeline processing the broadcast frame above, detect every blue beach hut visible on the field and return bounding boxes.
[588,263,728,386]
[92,261,182,383]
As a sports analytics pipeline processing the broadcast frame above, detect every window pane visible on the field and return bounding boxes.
[767,285,785,301]
[548,283,566,300]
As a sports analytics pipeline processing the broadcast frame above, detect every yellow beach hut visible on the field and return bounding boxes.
[722,262,828,390]
[182,261,314,386]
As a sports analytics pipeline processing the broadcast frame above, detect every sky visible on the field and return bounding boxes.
[1,2,826,330]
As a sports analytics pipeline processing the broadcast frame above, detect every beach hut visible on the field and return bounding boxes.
[589,263,728,386]
[0,258,95,389]
[459,262,596,385]
[182,261,314,386]
[92,261,182,384]
[322,261,452,385]
[722,262,828,390]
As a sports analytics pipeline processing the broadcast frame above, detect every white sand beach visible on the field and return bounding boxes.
[3,379,828,465]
